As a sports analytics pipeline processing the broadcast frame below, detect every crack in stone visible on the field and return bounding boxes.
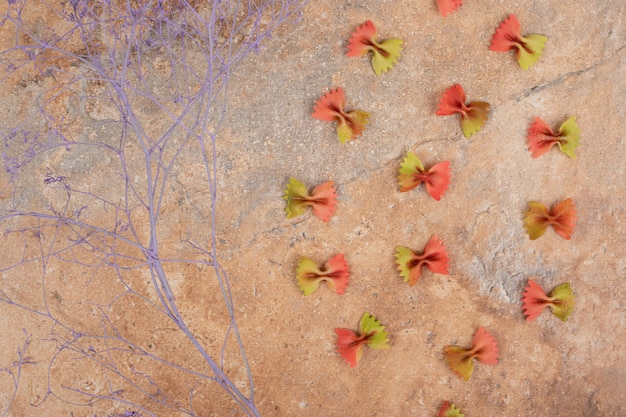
[467,205,494,238]
[516,43,626,102]
[249,45,626,249]
[339,138,458,189]
[333,46,626,190]
[249,223,302,246]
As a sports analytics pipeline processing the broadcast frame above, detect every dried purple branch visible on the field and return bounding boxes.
[95,412,142,417]
[0,329,36,416]
[0,1,309,416]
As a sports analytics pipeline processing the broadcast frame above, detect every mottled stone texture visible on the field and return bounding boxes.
[1,1,625,416]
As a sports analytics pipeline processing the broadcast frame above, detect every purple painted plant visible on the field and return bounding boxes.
[0,1,308,416]
[96,412,142,417]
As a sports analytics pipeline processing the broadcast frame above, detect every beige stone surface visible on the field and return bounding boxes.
[1,1,625,416]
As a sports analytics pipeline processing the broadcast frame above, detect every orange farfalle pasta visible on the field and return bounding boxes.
[283,178,338,222]
[296,254,350,296]
[524,198,577,240]
[437,0,463,17]
[312,87,370,144]
[395,235,449,286]
[528,116,580,159]
[335,313,389,368]
[443,327,499,381]
[398,152,451,200]
[522,279,575,322]
[436,84,490,138]
[346,20,403,75]
[438,401,465,417]
[490,14,547,70]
